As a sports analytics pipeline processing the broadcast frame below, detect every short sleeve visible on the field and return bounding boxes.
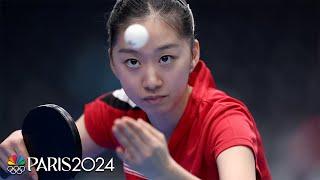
[206,99,270,179]
[84,93,124,150]
[209,104,258,161]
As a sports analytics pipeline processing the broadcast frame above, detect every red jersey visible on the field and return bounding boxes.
[84,60,272,180]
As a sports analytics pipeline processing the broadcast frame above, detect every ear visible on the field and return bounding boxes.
[190,39,200,73]
[108,48,119,79]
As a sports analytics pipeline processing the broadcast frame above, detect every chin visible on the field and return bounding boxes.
[141,103,171,115]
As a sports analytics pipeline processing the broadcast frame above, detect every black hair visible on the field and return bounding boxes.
[106,0,195,49]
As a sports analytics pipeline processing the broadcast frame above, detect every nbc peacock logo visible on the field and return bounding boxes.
[7,155,26,175]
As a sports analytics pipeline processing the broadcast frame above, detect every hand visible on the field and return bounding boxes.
[112,116,174,179]
[0,130,38,180]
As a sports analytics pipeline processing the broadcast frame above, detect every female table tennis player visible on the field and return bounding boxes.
[0,0,272,179]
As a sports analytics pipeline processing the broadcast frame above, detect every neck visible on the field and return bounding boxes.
[147,85,192,140]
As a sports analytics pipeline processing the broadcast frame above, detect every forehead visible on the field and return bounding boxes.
[113,17,188,51]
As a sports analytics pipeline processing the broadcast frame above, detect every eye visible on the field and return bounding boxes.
[159,55,174,65]
[125,59,141,68]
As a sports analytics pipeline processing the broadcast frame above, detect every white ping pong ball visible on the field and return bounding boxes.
[124,24,149,49]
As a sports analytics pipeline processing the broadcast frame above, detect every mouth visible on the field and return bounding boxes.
[142,95,168,104]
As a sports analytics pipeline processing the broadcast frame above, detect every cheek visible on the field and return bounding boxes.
[119,76,137,92]
[113,64,136,90]
[166,64,190,93]
[117,73,141,100]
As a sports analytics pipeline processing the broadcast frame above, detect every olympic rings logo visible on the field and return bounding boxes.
[6,166,26,175]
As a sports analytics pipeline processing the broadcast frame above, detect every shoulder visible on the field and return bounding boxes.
[195,88,253,123]
[196,89,272,180]
[193,88,259,155]
[84,88,146,126]
[196,88,257,137]
[83,89,146,149]
[87,88,139,111]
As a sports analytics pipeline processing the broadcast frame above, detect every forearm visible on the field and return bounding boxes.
[76,115,104,158]
[154,158,201,180]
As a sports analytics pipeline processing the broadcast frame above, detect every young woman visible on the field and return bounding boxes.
[0,0,271,179]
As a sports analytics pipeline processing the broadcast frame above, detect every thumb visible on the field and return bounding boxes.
[115,146,125,162]
[13,146,37,180]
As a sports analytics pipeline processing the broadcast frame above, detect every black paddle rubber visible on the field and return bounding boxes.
[0,104,82,179]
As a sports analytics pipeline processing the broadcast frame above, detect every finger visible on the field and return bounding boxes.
[0,145,16,176]
[116,146,137,166]
[0,160,6,171]
[0,148,9,173]
[137,119,165,141]
[124,118,158,145]
[112,124,140,162]
[115,146,133,162]
[0,145,16,157]
[0,145,16,166]
[115,146,125,162]
[113,120,137,149]
[0,147,8,169]
[120,118,150,148]
[115,146,138,173]
[15,143,38,180]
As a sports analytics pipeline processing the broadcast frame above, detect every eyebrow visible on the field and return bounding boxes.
[118,43,180,54]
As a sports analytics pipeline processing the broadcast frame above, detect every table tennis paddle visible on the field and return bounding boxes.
[0,104,82,179]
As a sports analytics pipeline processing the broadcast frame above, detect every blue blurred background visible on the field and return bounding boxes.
[1,0,319,179]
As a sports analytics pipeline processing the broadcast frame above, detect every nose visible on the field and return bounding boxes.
[142,66,163,93]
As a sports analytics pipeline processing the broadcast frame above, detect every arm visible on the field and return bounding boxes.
[112,116,200,180]
[0,130,38,180]
[76,114,105,158]
[157,159,201,180]
[0,114,104,180]
[217,146,256,180]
